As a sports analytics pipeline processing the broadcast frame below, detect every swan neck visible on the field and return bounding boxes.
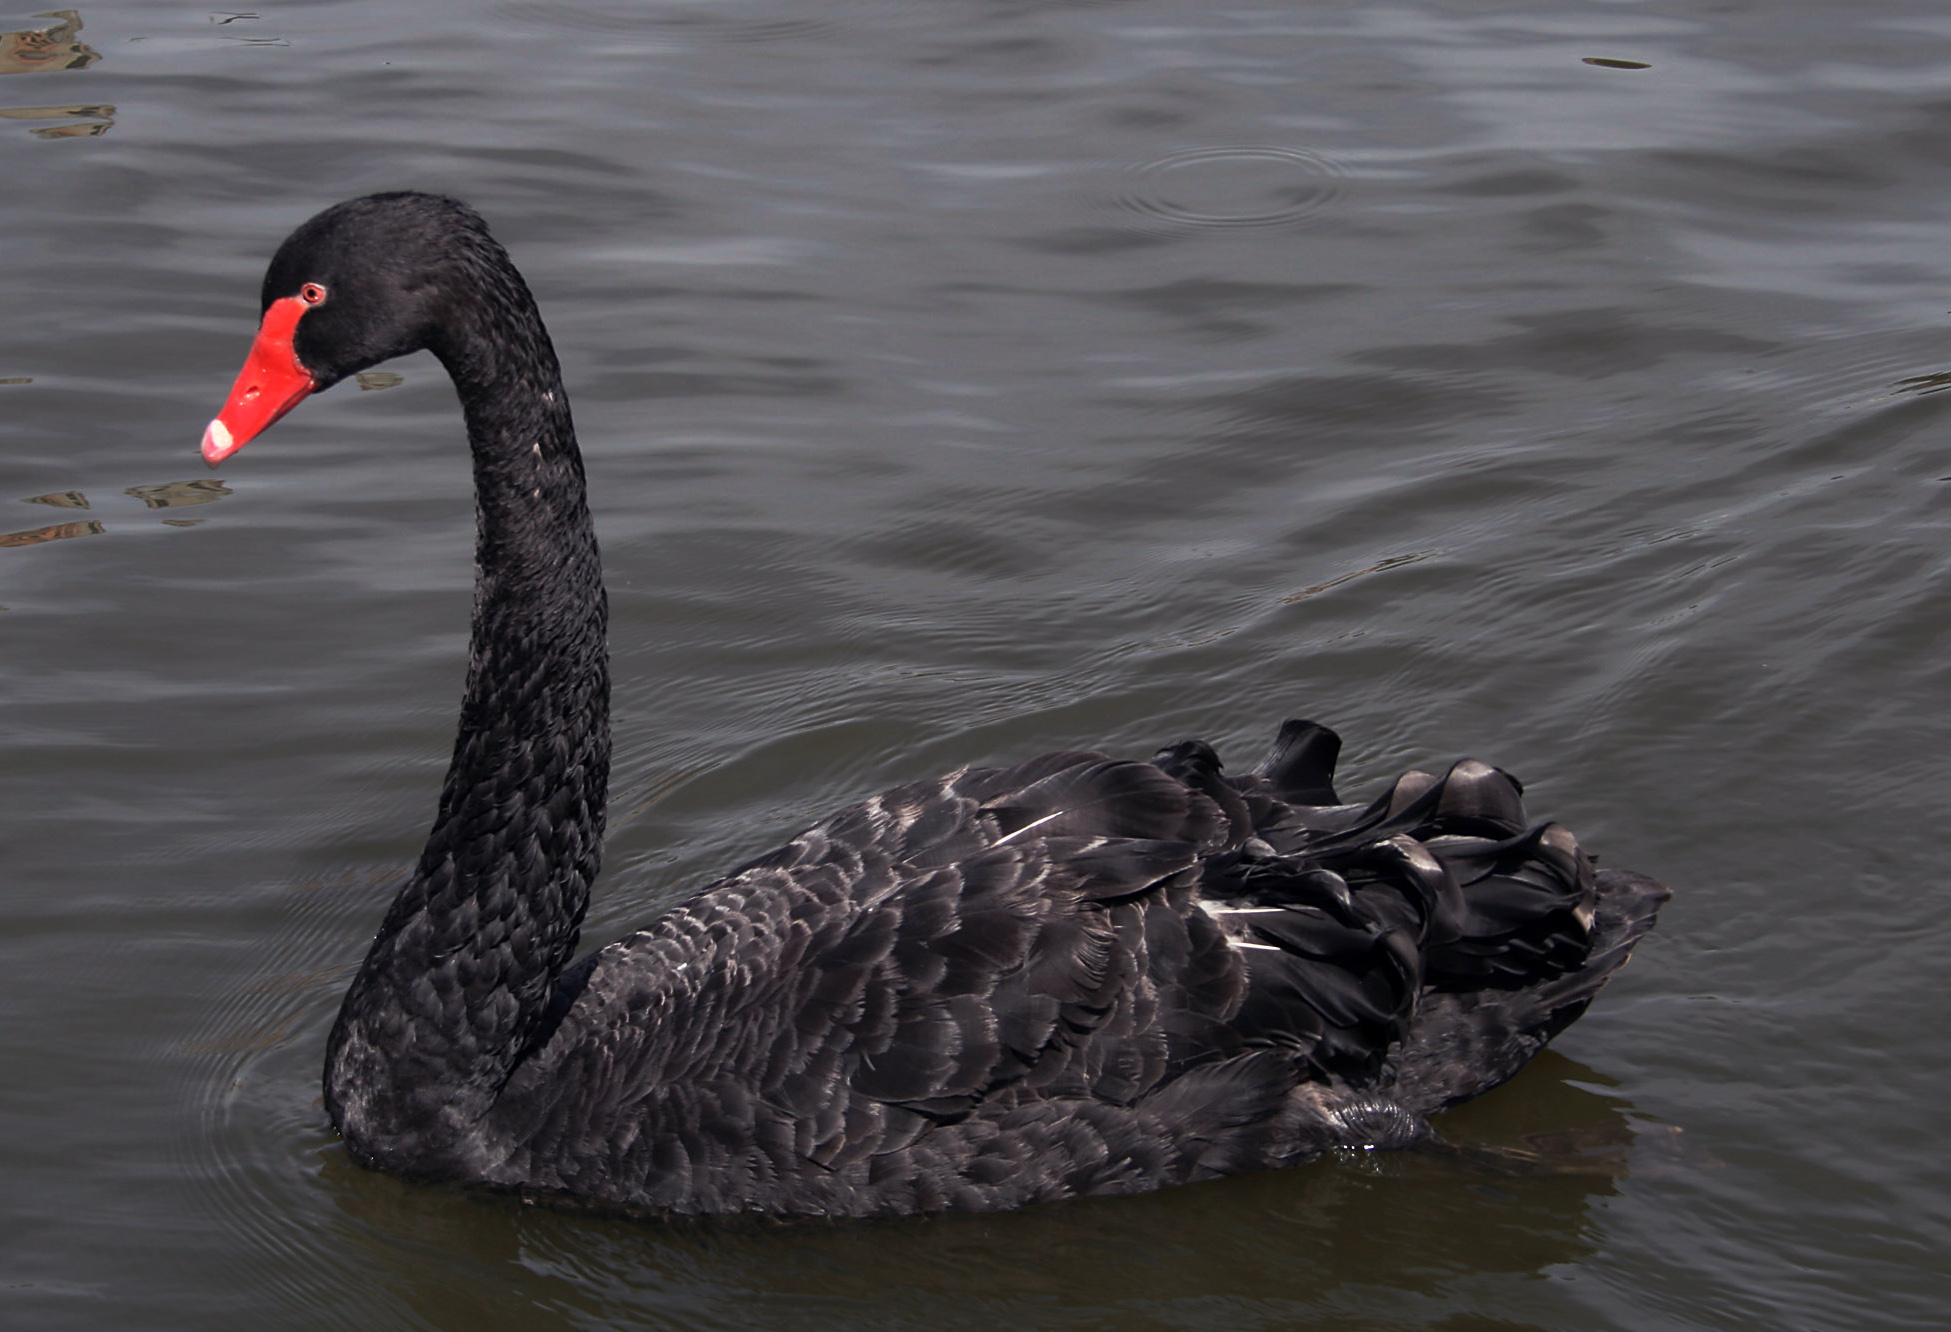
[326,260,611,1174]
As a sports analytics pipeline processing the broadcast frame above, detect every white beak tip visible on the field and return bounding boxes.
[201,418,235,467]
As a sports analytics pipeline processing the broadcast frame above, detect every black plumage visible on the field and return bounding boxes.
[205,193,1669,1218]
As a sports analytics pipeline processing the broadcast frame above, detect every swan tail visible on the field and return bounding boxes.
[1173,718,1668,1114]
[1381,865,1670,1115]
[1252,717,1344,805]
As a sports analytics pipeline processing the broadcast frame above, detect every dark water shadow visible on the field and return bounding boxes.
[297,1050,1669,1332]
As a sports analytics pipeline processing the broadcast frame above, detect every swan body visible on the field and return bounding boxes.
[203,193,1668,1217]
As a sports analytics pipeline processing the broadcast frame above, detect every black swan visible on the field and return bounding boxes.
[200,192,1669,1217]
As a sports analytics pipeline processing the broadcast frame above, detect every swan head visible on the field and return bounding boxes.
[202,193,488,465]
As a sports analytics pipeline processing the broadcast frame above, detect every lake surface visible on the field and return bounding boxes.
[2,1,1946,1328]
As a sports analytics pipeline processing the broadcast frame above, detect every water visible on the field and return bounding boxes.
[2,1,1947,1328]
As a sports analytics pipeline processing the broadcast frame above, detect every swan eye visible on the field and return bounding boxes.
[300,282,328,305]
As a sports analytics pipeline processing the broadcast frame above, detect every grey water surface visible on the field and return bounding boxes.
[2,1,1946,1329]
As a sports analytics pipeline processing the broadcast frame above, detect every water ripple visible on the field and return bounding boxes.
[494,0,842,44]
[1117,146,1348,230]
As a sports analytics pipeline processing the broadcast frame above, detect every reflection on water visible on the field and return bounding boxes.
[0,101,113,137]
[293,1052,1655,1332]
[0,483,229,548]
[1890,371,1951,397]
[124,479,232,509]
[355,371,404,391]
[20,489,89,509]
[23,113,107,138]
[1282,552,1435,605]
[0,9,97,75]
[0,517,103,547]
[0,10,109,137]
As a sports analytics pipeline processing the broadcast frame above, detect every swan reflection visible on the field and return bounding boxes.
[307,1051,1682,1332]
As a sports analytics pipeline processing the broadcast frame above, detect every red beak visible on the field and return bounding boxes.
[201,294,318,466]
